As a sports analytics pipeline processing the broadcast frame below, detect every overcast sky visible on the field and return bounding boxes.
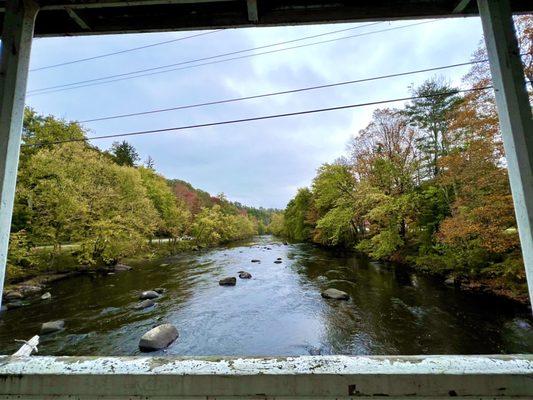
[25,17,485,209]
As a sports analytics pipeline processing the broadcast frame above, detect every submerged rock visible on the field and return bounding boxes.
[20,285,43,295]
[321,288,350,300]
[251,259,261,263]
[219,277,237,286]
[159,263,169,267]
[238,271,252,279]
[41,292,52,300]
[5,301,29,310]
[138,323,179,352]
[134,299,156,310]
[114,263,132,272]
[154,288,166,294]
[139,290,159,300]
[41,320,65,334]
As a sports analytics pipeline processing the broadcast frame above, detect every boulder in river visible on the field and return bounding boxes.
[251,259,261,263]
[4,291,23,301]
[277,257,282,261]
[159,263,169,267]
[138,323,179,352]
[139,290,159,300]
[41,320,65,334]
[20,285,43,296]
[274,260,282,264]
[321,288,350,300]
[114,263,132,272]
[41,292,52,300]
[238,271,252,279]
[219,277,237,286]
[134,299,156,310]
[444,276,455,286]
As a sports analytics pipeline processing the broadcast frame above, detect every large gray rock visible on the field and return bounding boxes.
[238,271,252,279]
[139,290,159,300]
[114,263,132,272]
[321,288,349,300]
[219,277,237,286]
[20,285,43,295]
[134,299,156,310]
[41,320,65,334]
[139,323,179,352]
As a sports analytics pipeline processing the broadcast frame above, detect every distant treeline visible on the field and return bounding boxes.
[8,110,277,280]
[269,16,532,301]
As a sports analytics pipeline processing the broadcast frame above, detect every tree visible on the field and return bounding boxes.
[404,77,462,179]
[145,155,155,170]
[139,167,191,239]
[110,140,139,167]
[284,188,315,241]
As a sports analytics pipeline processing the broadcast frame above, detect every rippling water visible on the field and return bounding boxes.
[1,235,532,356]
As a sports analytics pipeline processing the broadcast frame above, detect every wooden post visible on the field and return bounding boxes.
[477,0,533,308]
[0,0,38,310]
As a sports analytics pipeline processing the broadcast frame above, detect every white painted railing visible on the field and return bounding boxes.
[0,355,532,398]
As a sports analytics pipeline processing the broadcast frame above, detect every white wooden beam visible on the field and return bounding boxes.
[477,0,533,308]
[0,355,532,398]
[0,0,38,310]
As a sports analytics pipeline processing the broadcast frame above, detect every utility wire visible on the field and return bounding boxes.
[30,30,224,72]
[79,58,487,123]
[27,21,384,94]
[27,86,492,147]
[29,21,434,96]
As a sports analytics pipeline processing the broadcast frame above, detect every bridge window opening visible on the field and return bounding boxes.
[0,1,532,398]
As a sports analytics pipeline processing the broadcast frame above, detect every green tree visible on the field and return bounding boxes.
[110,140,140,167]
[404,77,461,179]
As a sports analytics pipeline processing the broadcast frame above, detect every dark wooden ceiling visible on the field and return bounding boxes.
[1,0,532,37]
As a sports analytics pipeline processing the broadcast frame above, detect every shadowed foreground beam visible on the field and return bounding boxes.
[478,0,533,310]
[0,0,38,310]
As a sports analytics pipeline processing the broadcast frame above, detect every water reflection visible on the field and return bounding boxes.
[0,235,531,356]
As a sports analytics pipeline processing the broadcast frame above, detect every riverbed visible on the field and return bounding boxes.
[0,235,532,356]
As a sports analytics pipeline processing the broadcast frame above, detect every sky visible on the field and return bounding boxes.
[25,17,485,209]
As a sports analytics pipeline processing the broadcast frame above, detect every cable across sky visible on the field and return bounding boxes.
[78,58,489,124]
[29,30,224,72]
[27,86,493,147]
[27,21,436,96]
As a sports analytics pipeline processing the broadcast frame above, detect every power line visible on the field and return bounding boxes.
[27,21,384,94]
[30,30,224,72]
[28,21,434,96]
[27,86,492,147]
[79,58,487,123]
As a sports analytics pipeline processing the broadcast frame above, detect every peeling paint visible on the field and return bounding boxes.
[0,355,531,376]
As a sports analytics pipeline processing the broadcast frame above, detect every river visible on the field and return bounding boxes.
[1,235,532,356]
